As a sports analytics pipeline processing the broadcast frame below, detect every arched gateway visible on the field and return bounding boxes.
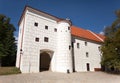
[40,49,54,72]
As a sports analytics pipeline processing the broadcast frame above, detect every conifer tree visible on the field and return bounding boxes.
[0,14,16,66]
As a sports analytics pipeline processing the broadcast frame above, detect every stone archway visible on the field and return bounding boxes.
[40,49,54,72]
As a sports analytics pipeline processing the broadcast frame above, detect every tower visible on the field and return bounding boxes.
[56,19,73,73]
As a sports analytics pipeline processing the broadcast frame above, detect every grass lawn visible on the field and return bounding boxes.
[0,67,21,75]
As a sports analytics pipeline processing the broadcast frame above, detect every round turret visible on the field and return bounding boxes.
[56,19,73,73]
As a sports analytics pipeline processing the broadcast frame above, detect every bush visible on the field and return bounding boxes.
[102,65,120,74]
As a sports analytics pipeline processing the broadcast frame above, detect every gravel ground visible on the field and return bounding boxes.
[0,71,120,83]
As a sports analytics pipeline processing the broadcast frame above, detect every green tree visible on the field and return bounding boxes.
[0,14,16,66]
[101,10,120,73]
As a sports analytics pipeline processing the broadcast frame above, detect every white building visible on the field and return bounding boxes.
[16,6,105,73]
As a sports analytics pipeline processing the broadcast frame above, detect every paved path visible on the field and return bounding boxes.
[0,71,120,83]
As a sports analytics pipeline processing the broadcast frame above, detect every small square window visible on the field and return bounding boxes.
[34,22,38,27]
[45,25,48,30]
[35,37,39,42]
[85,41,87,46]
[77,43,80,48]
[86,52,89,57]
[44,37,49,42]
[54,28,57,32]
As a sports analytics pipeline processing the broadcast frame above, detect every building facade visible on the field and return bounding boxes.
[16,6,105,73]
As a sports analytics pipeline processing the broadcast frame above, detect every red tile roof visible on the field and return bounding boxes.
[96,34,105,40]
[71,26,105,43]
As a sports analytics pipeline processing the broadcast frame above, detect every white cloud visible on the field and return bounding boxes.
[99,31,104,35]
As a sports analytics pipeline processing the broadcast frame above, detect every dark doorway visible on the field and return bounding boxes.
[40,52,51,72]
[86,63,90,71]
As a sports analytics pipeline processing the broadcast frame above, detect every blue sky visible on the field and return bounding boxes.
[0,0,120,37]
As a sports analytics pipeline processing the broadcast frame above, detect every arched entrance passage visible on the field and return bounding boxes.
[40,49,54,72]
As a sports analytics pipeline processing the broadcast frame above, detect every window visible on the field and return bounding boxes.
[85,41,87,46]
[54,28,57,32]
[34,22,38,27]
[44,37,49,42]
[45,25,48,30]
[77,43,80,48]
[69,45,71,50]
[35,37,39,42]
[86,52,89,57]
[68,27,70,30]
[98,46,101,51]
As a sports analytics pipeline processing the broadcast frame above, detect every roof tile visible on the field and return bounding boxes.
[71,26,105,42]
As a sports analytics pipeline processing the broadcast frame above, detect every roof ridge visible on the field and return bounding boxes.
[87,30,104,42]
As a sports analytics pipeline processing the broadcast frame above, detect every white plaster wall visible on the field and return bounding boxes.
[56,22,73,73]
[16,16,24,68]
[19,10,58,73]
[72,37,101,72]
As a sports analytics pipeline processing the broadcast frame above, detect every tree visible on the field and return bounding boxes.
[0,14,16,66]
[101,10,120,73]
